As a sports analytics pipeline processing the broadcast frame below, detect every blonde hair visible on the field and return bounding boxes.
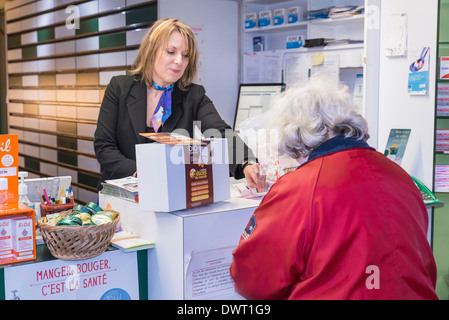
[268,76,369,159]
[129,18,199,90]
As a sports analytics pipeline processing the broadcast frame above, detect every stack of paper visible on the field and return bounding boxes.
[111,231,155,252]
[329,5,364,18]
[100,176,139,202]
[306,5,364,20]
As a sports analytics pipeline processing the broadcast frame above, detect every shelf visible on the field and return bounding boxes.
[244,42,364,55]
[244,21,307,33]
[308,14,364,26]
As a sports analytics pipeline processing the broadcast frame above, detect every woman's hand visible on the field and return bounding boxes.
[243,163,260,189]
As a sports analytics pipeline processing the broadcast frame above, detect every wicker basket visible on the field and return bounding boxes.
[37,209,120,261]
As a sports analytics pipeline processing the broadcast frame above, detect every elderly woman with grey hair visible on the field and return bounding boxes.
[230,76,437,300]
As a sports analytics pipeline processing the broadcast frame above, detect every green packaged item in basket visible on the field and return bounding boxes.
[85,202,103,215]
[92,214,113,225]
[56,215,82,226]
[72,204,91,215]
[75,212,92,225]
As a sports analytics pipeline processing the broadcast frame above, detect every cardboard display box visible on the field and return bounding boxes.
[136,137,230,212]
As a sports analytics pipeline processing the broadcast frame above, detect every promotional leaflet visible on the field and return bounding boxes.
[408,47,430,95]
[384,129,411,165]
[183,142,214,209]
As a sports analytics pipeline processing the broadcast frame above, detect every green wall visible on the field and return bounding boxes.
[433,0,449,300]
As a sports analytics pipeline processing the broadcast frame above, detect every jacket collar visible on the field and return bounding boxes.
[306,135,373,163]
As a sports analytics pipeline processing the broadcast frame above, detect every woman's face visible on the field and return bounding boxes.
[152,31,189,87]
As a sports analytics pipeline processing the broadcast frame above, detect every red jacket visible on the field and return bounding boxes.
[231,143,437,300]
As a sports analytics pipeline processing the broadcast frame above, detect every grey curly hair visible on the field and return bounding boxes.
[267,76,369,159]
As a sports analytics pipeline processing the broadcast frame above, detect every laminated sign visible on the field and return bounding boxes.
[183,142,214,209]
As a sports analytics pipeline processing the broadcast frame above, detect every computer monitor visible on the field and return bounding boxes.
[233,83,285,130]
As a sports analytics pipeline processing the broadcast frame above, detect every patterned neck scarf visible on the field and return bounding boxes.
[150,82,174,132]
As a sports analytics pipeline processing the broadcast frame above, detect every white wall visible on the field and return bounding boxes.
[158,0,240,126]
[377,0,438,187]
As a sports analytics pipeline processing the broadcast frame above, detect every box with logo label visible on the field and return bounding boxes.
[273,8,285,25]
[12,216,34,261]
[0,205,36,266]
[287,35,303,49]
[288,6,302,24]
[136,135,230,212]
[245,13,257,29]
[258,10,272,27]
[0,218,13,260]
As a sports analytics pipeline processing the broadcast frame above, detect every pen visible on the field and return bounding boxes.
[35,186,44,203]
[43,188,50,205]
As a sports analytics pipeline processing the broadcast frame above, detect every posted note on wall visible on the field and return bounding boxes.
[311,54,340,83]
[185,246,239,300]
[243,52,282,83]
[408,47,430,95]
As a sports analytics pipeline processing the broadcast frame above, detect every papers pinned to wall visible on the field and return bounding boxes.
[311,54,340,83]
[385,13,407,57]
[243,52,282,83]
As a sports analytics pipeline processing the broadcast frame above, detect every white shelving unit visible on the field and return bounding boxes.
[240,0,366,112]
[242,0,364,51]
[239,0,383,155]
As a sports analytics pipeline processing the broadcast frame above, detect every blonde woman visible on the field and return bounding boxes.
[231,76,437,300]
[94,18,258,188]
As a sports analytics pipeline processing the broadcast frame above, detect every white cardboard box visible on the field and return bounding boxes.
[136,139,230,212]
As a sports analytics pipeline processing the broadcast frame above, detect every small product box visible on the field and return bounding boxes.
[436,129,449,140]
[288,6,301,24]
[136,135,230,212]
[437,106,449,116]
[12,216,34,261]
[273,8,285,25]
[436,140,449,152]
[253,36,264,52]
[438,83,449,96]
[245,13,257,29]
[286,35,303,49]
[437,83,449,107]
[258,10,272,27]
[0,218,13,260]
[440,56,449,79]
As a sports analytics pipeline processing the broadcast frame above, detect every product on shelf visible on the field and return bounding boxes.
[245,13,257,29]
[258,10,272,27]
[273,8,285,25]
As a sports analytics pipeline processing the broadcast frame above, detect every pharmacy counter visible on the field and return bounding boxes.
[99,186,261,300]
[0,244,149,300]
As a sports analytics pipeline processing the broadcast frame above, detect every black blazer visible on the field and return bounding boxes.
[94,75,254,188]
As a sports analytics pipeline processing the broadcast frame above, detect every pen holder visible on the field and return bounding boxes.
[40,199,75,217]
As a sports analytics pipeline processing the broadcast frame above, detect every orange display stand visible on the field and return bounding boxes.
[0,134,35,266]
[0,203,36,266]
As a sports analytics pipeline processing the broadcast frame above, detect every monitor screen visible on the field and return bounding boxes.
[233,83,285,130]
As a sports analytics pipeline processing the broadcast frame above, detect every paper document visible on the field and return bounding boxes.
[185,246,236,300]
